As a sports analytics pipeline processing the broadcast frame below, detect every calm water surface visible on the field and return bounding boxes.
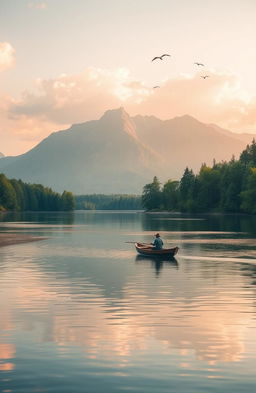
[1,211,256,393]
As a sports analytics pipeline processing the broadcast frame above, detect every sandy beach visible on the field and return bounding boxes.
[0,233,46,248]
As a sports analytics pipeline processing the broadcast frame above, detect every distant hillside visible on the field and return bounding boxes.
[0,109,160,193]
[0,108,254,193]
[209,123,256,145]
[0,152,4,158]
[75,194,142,210]
[133,114,254,178]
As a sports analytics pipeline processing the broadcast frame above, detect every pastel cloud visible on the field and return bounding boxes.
[2,67,256,155]
[0,93,65,155]
[10,68,256,130]
[9,67,150,124]
[0,42,15,72]
[133,71,256,132]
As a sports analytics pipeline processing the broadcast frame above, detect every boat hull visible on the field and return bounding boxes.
[135,242,179,258]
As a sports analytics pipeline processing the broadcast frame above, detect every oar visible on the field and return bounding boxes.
[125,241,151,245]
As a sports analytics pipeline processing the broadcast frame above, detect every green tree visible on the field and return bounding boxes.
[162,180,179,211]
[196,165,221,212]
[240,168,256,213]
[10,179,25,210]
[240,139,256,167]
[0,174,17,210]
[142,176,162,210]
[179,167,196,212]
[61,191,75,211]
[0,174,75,211]
[220,161,246,212]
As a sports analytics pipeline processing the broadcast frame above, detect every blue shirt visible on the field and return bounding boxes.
[153,237,163,249]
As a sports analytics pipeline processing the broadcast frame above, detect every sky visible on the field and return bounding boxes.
[1,0,256,155]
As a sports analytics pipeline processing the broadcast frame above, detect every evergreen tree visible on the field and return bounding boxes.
[10,179,25,210]
[240,139,256,167]
[140,140,256,215]
[240,168,256,213]
[179,168,196,212]
[196,165,221,212]
[0,173,74,211]
[162,180,179,211]
[142,176,162,210]
[61,191,75,211]
[220,161,246,212]
[0,174,17,210]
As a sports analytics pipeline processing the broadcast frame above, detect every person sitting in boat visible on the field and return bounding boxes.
[151,233,163,250]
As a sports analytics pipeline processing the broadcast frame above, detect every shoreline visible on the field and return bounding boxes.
[143,210,254,216]
[0,233,46,248]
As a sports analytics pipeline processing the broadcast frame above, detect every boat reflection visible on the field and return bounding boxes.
[135,254,178,276]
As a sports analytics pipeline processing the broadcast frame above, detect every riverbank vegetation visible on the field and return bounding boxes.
[0,174,74,211]
[75,194,142,210]
[142,140,256,214]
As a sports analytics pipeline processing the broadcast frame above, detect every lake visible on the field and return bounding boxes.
[1,211,256,393]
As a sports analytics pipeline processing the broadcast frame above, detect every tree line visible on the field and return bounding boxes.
[0,173,74,211]
[75,194,142,210]
[142,140,256,214]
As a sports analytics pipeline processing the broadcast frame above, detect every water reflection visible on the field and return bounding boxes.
[0,251,253,365]
[0,343,15,372]
[135,255,178,276]
[1,211,256,392]
[0,211,75,225]
[141,212,256,236]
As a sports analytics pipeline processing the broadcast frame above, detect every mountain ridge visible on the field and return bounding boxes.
[0,108,255,193]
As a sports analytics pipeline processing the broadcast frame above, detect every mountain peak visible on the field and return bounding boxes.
[100,107,129,121]
[0,152,4,158]
[0,108,253,194]
[100,107,138,139]
[173,114,202,123]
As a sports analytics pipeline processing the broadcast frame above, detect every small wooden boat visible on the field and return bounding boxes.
[135,242,179,258]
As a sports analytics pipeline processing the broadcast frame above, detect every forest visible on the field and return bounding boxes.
[75,194,142,210]
[142,140,256,214]
[0,174,74,211]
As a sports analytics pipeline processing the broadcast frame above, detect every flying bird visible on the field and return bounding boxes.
[153,86,160,89]
[152,54,171,61]
[201,75,210,79]
[194,62,204,66]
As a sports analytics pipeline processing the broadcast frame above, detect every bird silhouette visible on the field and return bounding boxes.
[153,86,160,88]
[194,62,204,66]
[152,54,171,61]
[201,75,210,79]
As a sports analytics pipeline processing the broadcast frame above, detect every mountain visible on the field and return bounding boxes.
[0,152,4,158]
[209,123,256,145]
[0,108,253,193]
[133,114,254,178]
[0,108,160,193]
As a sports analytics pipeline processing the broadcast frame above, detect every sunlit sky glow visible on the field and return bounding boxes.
[1,0,256,155]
